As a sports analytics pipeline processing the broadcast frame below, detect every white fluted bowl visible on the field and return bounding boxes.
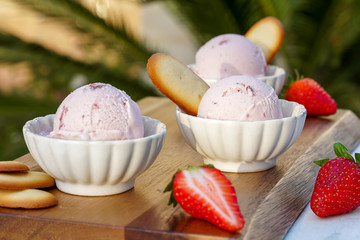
[189,65,286,95]
[176,100,306,173]
[257,65,286,95]
[23,115,166,196]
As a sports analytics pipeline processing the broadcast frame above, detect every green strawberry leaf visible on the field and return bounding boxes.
[334,142,354,161]
[163,177,174,193]
[287,75,295,83]
[355,153,360,166]
[314,158,330,167]
[280,69,304,99]
[280,75,295,99]
[162,170,178,207]
[205,164,215,169]
[168,190,178,207]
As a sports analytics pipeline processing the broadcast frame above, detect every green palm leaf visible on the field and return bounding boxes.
[13,0,155,63]
[0,33,157,100]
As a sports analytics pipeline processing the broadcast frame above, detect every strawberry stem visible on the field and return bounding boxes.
[334,142,354,161]
[294,69,304,81]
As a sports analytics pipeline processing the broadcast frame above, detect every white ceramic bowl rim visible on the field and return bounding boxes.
[188,64,285,79]
[177,99,306,124]
[258,65,285,79]
[23,114,166,144]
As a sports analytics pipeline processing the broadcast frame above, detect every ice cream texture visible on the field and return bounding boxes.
[194,34,267,80]
[50,83,144,140]
[197,75,283,121]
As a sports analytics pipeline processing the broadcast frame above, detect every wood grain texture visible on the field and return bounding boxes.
[1,97,360,240]
[244,110,360,240]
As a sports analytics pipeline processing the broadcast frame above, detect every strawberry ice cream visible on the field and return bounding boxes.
[50,83,144,140]
[197,75,283,121]
[194,34,267,80]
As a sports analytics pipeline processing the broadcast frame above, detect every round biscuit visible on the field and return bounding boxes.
[0,171,55,190]
[0,161,29,172]
[0,189,57,209]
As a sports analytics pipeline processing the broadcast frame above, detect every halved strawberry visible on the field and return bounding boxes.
[163,165,245,232]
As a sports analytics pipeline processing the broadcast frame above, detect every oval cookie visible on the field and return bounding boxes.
[0,189,57,209]
[0,161,29,172]
[147,53,209,116]
[0,171,55,190]
[245,17,284,63]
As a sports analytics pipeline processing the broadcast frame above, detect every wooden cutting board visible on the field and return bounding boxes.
[1,97,360,240]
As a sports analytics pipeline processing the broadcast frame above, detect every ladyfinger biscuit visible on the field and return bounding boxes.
[245,17,284,63]
[0,189,57,209]
[0,161,29,172]
[147,53,209,116]
[0,171,55,190]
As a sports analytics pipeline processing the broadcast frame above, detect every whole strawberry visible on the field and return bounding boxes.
[163,165,245,232]
[285,78,337,116]
[310,142,360,217]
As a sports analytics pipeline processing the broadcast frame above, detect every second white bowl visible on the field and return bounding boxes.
[176,100,306,173]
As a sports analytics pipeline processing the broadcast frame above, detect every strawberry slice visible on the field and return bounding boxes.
[163,165,245,232]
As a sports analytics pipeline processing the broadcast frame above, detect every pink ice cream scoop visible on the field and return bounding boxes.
[50,83,144,140]
[197,75,283,121]
[194,34,267,80]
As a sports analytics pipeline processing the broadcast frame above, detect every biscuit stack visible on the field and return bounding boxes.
[0,161,57,209]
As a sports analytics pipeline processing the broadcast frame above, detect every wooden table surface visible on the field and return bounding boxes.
[1,97,360,240]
